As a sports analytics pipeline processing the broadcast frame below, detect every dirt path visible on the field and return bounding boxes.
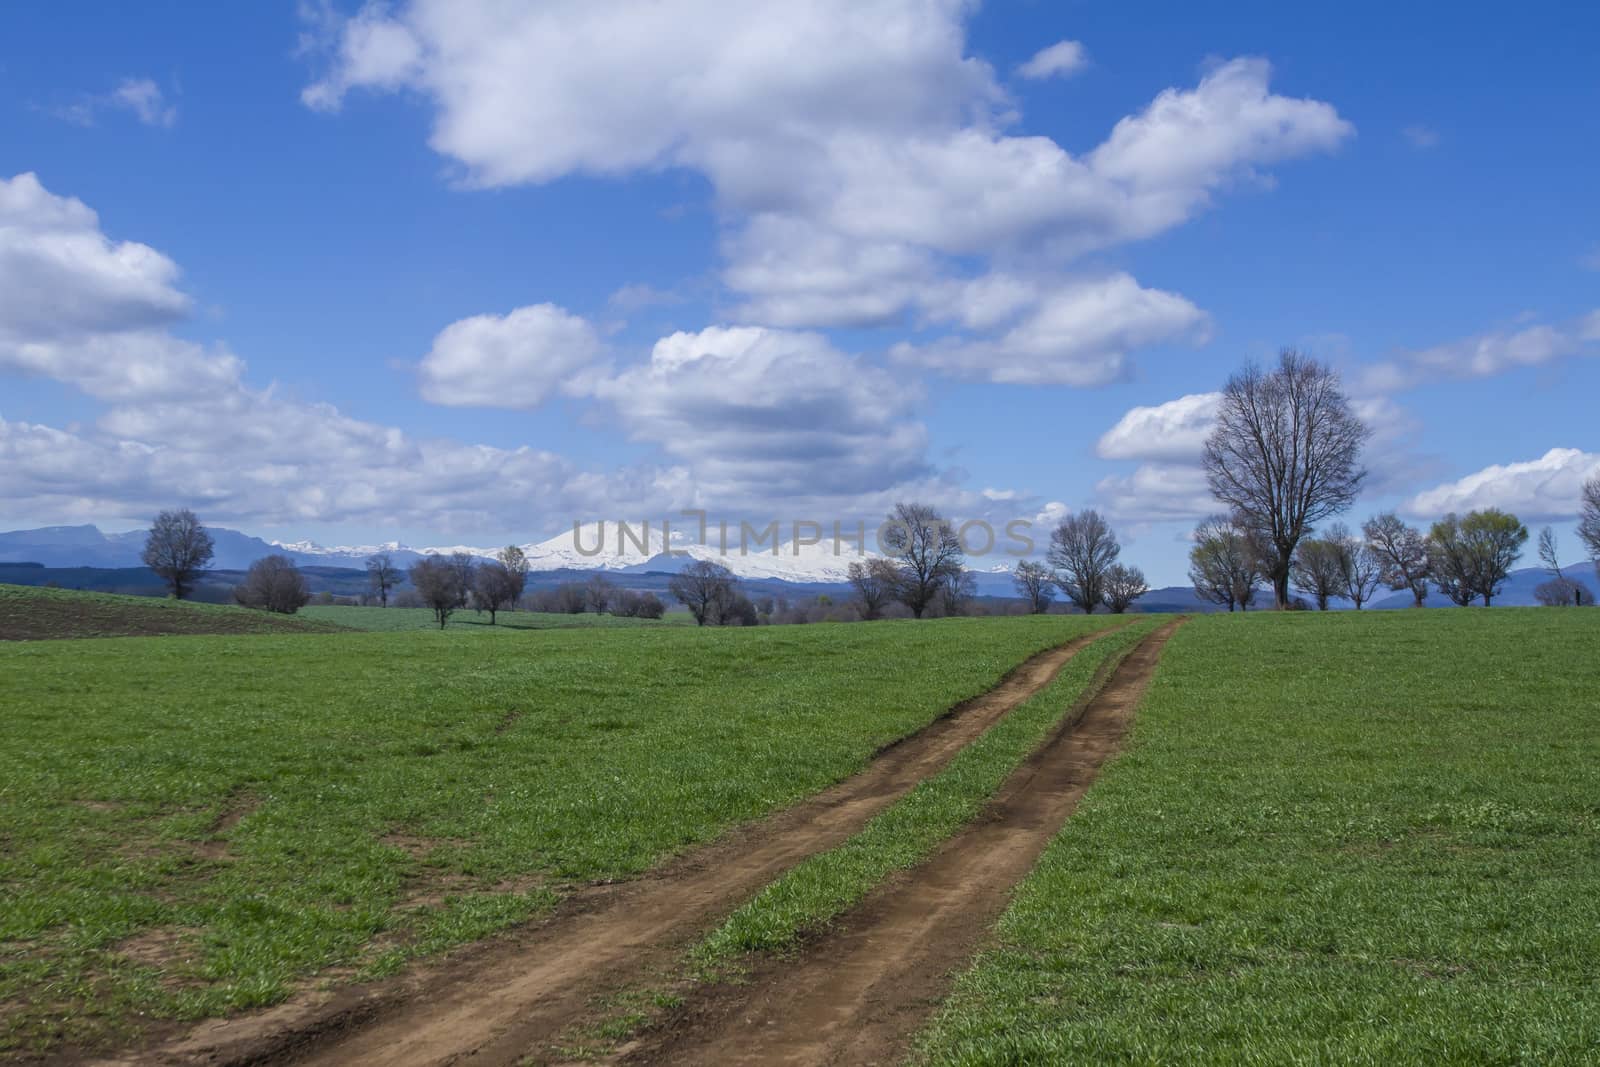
[104,627,1119,1067]
[619,619,1183,1067]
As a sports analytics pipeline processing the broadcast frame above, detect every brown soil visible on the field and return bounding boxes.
[620,619,1184,1067]
[0,585,337,641]
[92,627,1121,1067]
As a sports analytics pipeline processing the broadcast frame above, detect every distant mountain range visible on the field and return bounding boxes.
[2,522,1588,609]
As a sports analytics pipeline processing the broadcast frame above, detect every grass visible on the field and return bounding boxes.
[0,613,1115,1056]
[0,584,340,641]
[916,608,1600,1065]
[297,604,688,631]
[696,616,1162,964]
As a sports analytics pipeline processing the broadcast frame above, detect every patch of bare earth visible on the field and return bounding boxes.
[93,628,1122,1067]
[618,619,1185,1067]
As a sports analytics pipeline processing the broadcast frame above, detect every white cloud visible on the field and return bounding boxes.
[1360,311,1600,392]
[417,304,605,408]
[889,273,1209,386]
[1405,448,1600,522]
[1401,124,1440,149]
[302,5,1350,379]
[111,79,179,128]
[0,172,238,400]
[1095,463,1213,523]
[1017,40,1088,81]
[591,325,931,504]
[1096,391,1221,462]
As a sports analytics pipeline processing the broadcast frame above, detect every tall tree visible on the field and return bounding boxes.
[1580,475,1600,579]
[1202,349,1369,608]
[1047,510,1119,615]
[1101,564,1149,614]
[1538,526,1563,581]
[447,552,477,609]
[668,560,737,626]
[1340,530,1383,610]
[846,558,898,620]
[365,552,401,607]
[880,503,964,619]
[1187,515,1260,612]
[141,509,215,600]
[1012,560,1056,614]
[940,567,977,617]
[408,555,464,628]
[1291,535,1346,611]
[1461,509,1528,607]
[1362,512,1430,607]
[497,545,530,606]
[1427,514,1478,607]
[585,573,616,614]
[472,561,517,624]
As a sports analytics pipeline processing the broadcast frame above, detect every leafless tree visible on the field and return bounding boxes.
[141,508,215,600]
[408,554,464,628]
[940,567,977,617]
[1291,534,1347,611]
[1012,560,1056,614]
[668,560,738,626]
[1187,515,1260,612]
[847,558,898,620]
[586,573,616,614]
[880,503,964,619]
[1203,349,1369,609]
[365,552,401,608]
[553,582,588,614]
[233,554,310,614]
[497,545,530,606]
[1362,512,1430,607]
[1343,538,1384,610]
[1580,475,1600,579]
[472,562,518,624]
[634,591,666,619]
[447,552,477,609]
[1538,526,1562,580]
[1535,576,1592,607]
[1101,564,1149,614]
[1047,509,1119,615]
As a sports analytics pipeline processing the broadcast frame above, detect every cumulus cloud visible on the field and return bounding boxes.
[1017,40,1088,80]
[0,172,240,399]
[418,304,606,408]
[590,325,931,505]
[301,4,1351,380]
[1405,448,1600,522]
[1094,463,1214,523]
[890,274,1209,386]
[1361,311,1600,392]
[1096,391,1221,462]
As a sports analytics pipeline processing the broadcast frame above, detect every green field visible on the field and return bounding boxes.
[297,604,688,631]
[0,584,341,641]
[0,609,1115,1055]
[917,608,1600,1064]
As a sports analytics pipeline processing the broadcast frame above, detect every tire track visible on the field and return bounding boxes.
[104,625,1124,1067]
[620,619,1184,1067]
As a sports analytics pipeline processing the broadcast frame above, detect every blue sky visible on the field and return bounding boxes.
[2,1,1597,585]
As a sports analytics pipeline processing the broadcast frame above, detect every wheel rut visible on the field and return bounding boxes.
[618,618,1184,1067]
[101,626,1123,1067]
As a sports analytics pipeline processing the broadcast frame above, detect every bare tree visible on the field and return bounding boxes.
[365,552,401,608]
[585,573,616,614]
[634,591,666,619]
[1291,535,1346,611]
[447,552,477,609]
[940,567,977,617]
[233,554,310,614]
[881,503,964,619]
[1203,349,1369,609]
[141,508,215,600]
[1047,510,1119,615]
[668,560,738,626]
[1362,512,1430,607]
[497,545,530,607]
[1187,515,1260,612]
[1580,475,1600,579]
[1343,538,1384,610]
[1535,577,1592,607]
[1538,526,1562,580]
[847,558,898,620]
[1012,560,1056,614]
[472,562,517,624]
[1101,563,1149,614]
[408,554,463,628]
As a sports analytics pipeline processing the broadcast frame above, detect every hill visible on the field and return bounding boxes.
[0,584,343,641]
